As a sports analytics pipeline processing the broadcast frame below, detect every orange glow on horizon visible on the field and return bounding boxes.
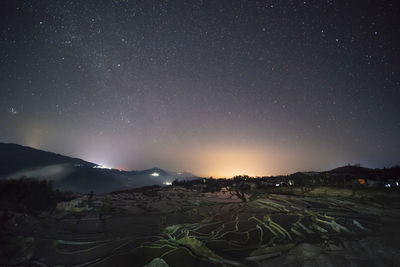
[184,144,288,178]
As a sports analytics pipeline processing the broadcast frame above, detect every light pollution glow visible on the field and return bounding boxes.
[77,140,352,178]
[1,1,399,181]
[19,126,345,178]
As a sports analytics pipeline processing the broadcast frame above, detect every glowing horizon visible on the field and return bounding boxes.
[1,0,398,178]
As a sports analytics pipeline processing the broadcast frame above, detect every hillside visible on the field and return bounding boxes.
[0,143,95,176]
[0,143,198,193]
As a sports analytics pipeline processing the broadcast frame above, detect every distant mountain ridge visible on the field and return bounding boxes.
[0,143,199,193]
[327,165,373,174]
[1,142,398,193]
[0,143,95,176]
[293,164,400,180]
[326,164,400,179]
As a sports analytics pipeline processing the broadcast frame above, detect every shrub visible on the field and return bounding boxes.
[0,178,71,215]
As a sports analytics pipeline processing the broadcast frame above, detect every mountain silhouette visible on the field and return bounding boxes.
[0,143,95,177]
[0,143,197,193]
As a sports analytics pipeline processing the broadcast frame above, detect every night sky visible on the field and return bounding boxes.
[1,1,399,177]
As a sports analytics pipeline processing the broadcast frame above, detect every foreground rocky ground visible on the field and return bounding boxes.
[1,186,400,266]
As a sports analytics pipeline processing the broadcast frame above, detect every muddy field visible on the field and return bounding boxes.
[2,186,400,266]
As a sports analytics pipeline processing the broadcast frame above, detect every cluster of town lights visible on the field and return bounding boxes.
[93,165,112,170]
[385,182,399,188]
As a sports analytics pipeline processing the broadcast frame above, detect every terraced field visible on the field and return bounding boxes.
[2,186,400,266]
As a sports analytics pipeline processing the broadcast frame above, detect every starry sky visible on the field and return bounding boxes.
[1,0,399,177]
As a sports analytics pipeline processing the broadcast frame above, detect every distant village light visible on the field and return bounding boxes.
[150,172,159,177]
[275,183,280,187]
[93,165,112,170]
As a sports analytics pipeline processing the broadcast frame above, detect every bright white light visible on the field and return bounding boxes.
[396,182,399,186]
[93,165,112,170]
[150,172,159,177]
[385,184,391,188]
[275,183,280,187]
[163,181,172,186]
